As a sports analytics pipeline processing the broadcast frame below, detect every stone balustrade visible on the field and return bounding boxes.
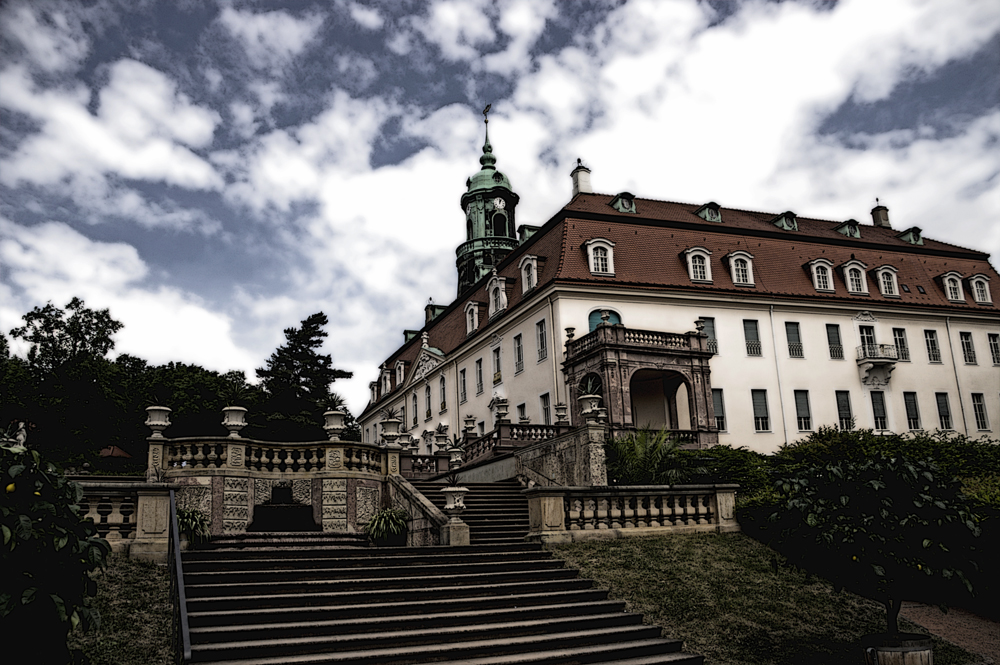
[73,478,175,562]
[524,484,739,543]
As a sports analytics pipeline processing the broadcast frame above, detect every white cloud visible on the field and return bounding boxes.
[348,3,384,30]
[0,218,257,373]
[415,0,496,61]
[480,0,557,75]
[219,7,324,71]
[1,4,89,73]
[0,61,222,191]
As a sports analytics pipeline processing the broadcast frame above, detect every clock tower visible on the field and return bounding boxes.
[456,107,520,295]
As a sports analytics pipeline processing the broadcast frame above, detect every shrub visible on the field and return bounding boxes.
[763,454,984,635]
[1,442,110,663]
[176,507,210,544]
[678,445,771,505]
[605,429,706,485]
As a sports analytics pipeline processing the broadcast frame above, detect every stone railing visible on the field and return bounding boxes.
[622,329,689,349]
[567,325,694,361]
[461,422,574,466]
[72,478,175,562]
[524,484,739,543]
[157,437,387,477]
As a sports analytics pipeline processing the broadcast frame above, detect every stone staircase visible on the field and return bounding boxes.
[409,479,530,545]
[179,481,703,664]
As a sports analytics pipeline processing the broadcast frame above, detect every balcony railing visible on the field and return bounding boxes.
[857,344,898,361]
[566,325,698,361]
[746,340,762,356]
[788,342,804,358]
[828,344,844,360]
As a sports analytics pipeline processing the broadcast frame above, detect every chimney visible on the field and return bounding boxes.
[571,158,592,197]
[871,204,891,229]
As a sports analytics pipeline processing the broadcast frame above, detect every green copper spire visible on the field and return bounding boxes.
[456,104,520,295]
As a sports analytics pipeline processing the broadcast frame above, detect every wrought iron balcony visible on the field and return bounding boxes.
[856,344,898,362]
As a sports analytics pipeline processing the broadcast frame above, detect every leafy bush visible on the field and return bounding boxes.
[763,455,984,635]
[176,507,210,544]
[363,507,409,545]
[677,445,772,505]
[1,442,111,663]
[605,429,706,485]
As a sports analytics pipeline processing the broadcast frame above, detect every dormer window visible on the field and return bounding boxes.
[968,274,992,304]
[519,255,538,294]
[895,227,924,245]
[486,272,508,318]
[609,192,637,214]
[940,271,965,302]
[683,247,713,283]
[464,301,480,335]
[807,258,835,292]
[584,238,616,276]
[395,360,405,386]
[380,367,391,394]
[771,211,798,232]
[369,381,377,403]
[840,259,869,295]
[874,266,900,297]
[835,220,861,238]
[724,250,755,286]
[695,202,722,223]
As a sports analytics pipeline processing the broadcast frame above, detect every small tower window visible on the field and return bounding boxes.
[492,211,507,237]
[486,271,508,318]
[594,247,608,273]
[874,266,899,297]
[519,255,538,294]
[835,220,861,238]
[816,266,830,290]
[584,238,616,276]
[683,247,713,283]
[771,211,798,232]
[807,258,835,292]
[840,259,869,295]
[940,272,964,301]
[968,275,992,304]
[725,250,755,286]
[465,301,480,335]
[850,269,864,293]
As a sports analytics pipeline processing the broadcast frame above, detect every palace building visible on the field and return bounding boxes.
[358,119,1000,456]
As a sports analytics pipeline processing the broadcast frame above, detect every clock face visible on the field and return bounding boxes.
[493,197,505,210]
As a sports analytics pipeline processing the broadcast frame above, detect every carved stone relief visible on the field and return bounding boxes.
[228,445,244,468]
[322,478,347,531]
[176,486,211,515]
[222,477,248,534]
[326,448,343,470]
[356,486,379,529]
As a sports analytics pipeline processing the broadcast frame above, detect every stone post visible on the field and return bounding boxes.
[710,484,740,533]
[145,439,165,482]
[130,486,172,562]
[386,442,402,476]
[580,423,608,486]
[525,488,569,544]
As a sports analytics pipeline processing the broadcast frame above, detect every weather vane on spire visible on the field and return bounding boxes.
[483,103,491,124]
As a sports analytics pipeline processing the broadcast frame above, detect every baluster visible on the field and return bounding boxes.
[80,497,99,528]
[634,495,647,527]
[106,497,124,543]
[120,496,136,541]
[309,448,319,470]
[666,494,677,526]
[95,499,111,538]
[206,444,219,467]
[192,444,205,468]
[582,499,595,530]
[649,495,662,527]
[566,498,581,530]
[249,446,260,470]
[181,445,193,468]
[262,447,274,472]
[698,493,710,525]
[609,496,622,529]
[595,498,609,529]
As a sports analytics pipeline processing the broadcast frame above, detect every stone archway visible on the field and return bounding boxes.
[629,369,691,431]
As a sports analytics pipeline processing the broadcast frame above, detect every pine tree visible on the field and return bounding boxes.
[255,313,351,403]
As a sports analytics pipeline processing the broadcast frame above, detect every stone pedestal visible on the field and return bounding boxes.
[525,490,569,544]
[130,488,172,563]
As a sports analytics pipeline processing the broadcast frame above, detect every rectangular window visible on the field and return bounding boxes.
[513,334,524,374]
[836,391,853,430]
[794,390,811,430]
[972,393,990,430]
[924,330,942,363]
[459,369,467,403]
[744,320,762,357]
[826,324,844,360]
[517,403,526,421]
[960,332,976,364]
[401,404,406,428]
[935,393,952,430]
[536,320,548,361]
[751,390,769,431]
[989,333,1000,365]
[871,391,887,430]
[785,322,803,358]
[893,328,910,361]
[859,326,877,358]
[712,389,726,431]
[475,359,483,394]
[492,347,502,384]
[903,392,921,430]
[703,317,718,354]
[540,393,551,425]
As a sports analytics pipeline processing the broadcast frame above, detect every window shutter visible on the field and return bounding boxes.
[836,391,852,419]
[703,317,716,340]
[871,392,887,419]
[785,322,801,345]
[794,390,810,418]
[712,389,725,416]
[826,324,841,346]
[751,390,768,417]
[904,393,919,420]
[743,320,760,342]
[935,393,951,418]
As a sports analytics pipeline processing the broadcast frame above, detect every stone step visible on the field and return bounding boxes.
[191,625,671,664]
[189,599,629,642]
[184,549,552,572]
[187,588,616,628]
[185,567,580,599]
[191,612,648,661]
[187,577,599,612]
[183,542,543,562]
[184,557,565,585]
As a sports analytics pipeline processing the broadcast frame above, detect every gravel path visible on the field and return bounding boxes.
[900,601,999,664]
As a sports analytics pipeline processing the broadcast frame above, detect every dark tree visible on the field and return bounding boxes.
[9,298,123,375]
[256,313,351,402]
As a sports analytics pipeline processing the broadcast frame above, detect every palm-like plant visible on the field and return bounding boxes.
[605,428,703,485]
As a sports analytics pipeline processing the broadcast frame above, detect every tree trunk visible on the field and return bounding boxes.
[885,597,901,636]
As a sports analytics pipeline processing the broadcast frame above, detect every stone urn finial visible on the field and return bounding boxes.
[323,410,346,440]
[145,406,172,438]
[221,406,247,438]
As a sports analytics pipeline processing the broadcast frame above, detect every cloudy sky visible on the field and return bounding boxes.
[1,0,998,415]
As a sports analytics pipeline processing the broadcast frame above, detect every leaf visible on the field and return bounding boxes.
[806,513,818,527]
[922,539,932,548]
[1,525,10,545]
[55,535,69,551]
[840,495,849,506]
[20,588,36,605]
[16,514,32,539]
[8,464,25,478]
[50,594,67,622]
[872,565,885,577]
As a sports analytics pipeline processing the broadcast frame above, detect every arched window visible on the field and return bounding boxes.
[849,268,864,293]
[492,287,501,311]
[691,255,706,281]
[492,212,507,237]
[588,309,622,332]
[975,281,988,302]
[969,275,992,304]
[424,385,431,418]
[816,266,830,290]
[947,278,960,301]
[439,377,446,411]
[523,263,534,289]
[593,246,608,273]
[881,271,896,295]
[411,394,418,425]
[734,259,750,284]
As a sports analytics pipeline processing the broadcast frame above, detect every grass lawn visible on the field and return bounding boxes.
[67,554,173,665]
[551,532,980,665]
